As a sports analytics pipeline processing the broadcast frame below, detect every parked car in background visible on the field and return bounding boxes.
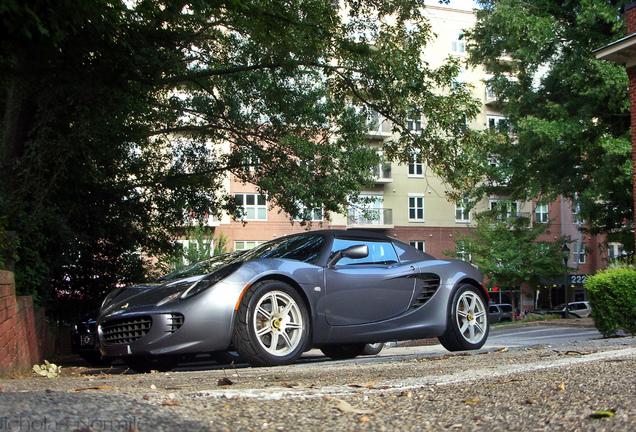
[97,230,489,372]
[489,304,514,323]
[552,301,592,318]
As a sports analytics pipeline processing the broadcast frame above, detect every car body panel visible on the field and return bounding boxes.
[97,230,487,360]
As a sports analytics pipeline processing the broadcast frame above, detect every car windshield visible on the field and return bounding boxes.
[158,251,245,281]
[240,234,325,264]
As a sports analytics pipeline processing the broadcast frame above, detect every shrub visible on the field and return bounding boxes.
[586,267,636,337]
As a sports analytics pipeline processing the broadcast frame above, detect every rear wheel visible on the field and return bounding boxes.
[233,280,310,367]
[362,343,384,356]
[321,343,366,360]
[439,284,489,352]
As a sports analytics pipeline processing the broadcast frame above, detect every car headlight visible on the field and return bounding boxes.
[180,262,242,300]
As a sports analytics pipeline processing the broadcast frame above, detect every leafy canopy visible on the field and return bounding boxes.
[463,0,633,249]
[446,204,568,300]
[0,0,482,317]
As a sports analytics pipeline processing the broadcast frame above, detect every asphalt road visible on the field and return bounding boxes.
[1,320,635,431]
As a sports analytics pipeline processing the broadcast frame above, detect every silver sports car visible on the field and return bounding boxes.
[97,230,489,371]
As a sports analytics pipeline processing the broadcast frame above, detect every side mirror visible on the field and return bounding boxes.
[327,245,369,268]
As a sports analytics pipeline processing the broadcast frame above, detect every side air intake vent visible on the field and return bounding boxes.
[409,274,441,310]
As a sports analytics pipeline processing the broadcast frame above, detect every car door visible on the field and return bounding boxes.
[324,239,418,326]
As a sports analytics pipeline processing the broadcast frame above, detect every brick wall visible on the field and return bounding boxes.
[627,3,636,35]
[0,270,54,376]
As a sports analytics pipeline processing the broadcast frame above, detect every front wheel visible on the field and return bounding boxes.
[439,284,489,352]
[233,280,310,367]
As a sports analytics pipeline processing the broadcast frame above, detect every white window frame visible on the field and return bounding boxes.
[235,193,268,221]
[535,203,549,223]
[455,198,470,223]
[451,31,466,54]
[410,241,425,252]
[294,205,324,222]
[574,243,586,264]
[234,240,265,251]
[408,194,425,222]
[408,153,424,177]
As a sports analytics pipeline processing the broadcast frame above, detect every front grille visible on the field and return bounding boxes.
[167,313,184,333]
[100,316,152,345]
[409,274,441,310]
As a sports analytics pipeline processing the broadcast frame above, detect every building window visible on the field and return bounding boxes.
[408,153,423,177]
[490,199,518,218]
[451,31,466,54]
[294,206,323,222]
[409,195,425,221]
[407,112,422,132]
[410,241,425,252]
[235,241,265,251]
[456,240,472,262]
[487,116,510,134]
[235,193,267,220]
[455,199,470,223]
[535,203,549,223]
[573,243,586,264]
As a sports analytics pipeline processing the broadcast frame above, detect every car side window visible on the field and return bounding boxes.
[332,239,399,266]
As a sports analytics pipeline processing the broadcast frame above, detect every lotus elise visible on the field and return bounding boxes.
[97,230,489,371]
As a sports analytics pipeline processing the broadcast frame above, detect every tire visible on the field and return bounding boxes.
[321,343,366,360]
[438,284,489,352]
[210,350,243,365]
[124,355,181,373]
[362,343,384,356]
[232,280,310,367]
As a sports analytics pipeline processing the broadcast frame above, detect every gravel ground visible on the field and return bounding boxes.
[1,330,635,432]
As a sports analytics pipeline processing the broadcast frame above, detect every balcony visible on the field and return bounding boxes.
[347,208,394,229]
[373,163,392,184]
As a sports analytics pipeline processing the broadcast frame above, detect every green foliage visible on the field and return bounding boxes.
[0,216,18,270]
[586,267,636,337]
[463,0,634,247]
[0,0,482,312]
[446,203,568,297]
[166,226,230,272]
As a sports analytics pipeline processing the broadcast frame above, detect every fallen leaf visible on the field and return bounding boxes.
[359,416,371,423]
[463,398,481,404]
[72,386,118,392]
[590,409,616,419]
[218,377,233,386]
[142,395,150,401]
[557,382,565,391]
[161,400,181,406]
[325,396,374,415]
[495,347,509,353]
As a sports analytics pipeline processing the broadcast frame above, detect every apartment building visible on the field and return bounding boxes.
[200,4,610,310]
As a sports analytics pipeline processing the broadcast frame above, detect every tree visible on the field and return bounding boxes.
[0,0,482,314]
[446,203,568,313]
[463,0,634,250]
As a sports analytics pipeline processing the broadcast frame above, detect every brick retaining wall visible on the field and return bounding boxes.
[0,270,54,376]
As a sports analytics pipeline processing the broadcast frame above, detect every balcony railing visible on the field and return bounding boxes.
[347,208,393,228]
[372,163,392,183]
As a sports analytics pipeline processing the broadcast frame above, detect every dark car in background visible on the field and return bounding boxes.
[489,304,514,324]
[96,230,489,372]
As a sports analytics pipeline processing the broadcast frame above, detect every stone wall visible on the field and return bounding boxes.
[0,271,54,376]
